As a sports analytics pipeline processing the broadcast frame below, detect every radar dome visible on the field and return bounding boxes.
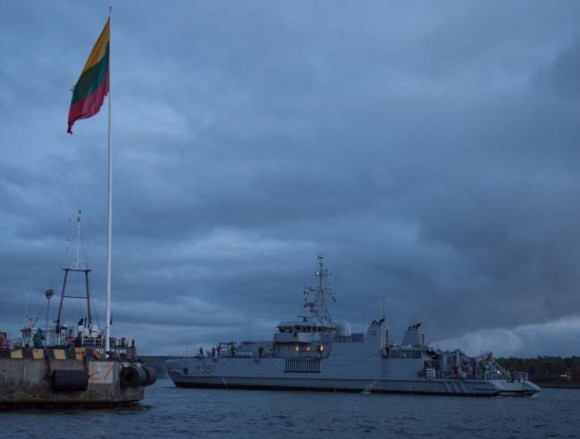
[336,322,352,337]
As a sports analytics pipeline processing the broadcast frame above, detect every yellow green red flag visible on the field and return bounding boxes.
[67,18,110,134]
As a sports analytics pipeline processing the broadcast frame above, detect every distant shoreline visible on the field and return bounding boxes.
[536,381,580,390]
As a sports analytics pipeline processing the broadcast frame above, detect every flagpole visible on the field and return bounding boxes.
[105,6,113,357]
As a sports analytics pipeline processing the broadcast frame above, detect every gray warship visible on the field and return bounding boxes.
[167,254,540,397]
[0,213,156,409]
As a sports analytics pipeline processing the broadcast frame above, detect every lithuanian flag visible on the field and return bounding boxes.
[67,18,110,134]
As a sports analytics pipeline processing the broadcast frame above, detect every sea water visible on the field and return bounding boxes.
[1,379,578,439]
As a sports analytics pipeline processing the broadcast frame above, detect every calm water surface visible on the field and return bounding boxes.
[1,379,578,438]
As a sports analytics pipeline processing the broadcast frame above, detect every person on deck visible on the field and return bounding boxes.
[32,329,44,348]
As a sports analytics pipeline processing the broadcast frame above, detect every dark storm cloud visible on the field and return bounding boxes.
[535,37,580,98]
[2,1,580,356]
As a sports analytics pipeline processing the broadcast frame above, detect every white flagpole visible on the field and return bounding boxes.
[105,7,113,357]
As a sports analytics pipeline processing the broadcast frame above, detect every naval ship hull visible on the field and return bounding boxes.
[167,355,540,397]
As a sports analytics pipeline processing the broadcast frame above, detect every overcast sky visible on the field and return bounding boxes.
[2,1,580,357]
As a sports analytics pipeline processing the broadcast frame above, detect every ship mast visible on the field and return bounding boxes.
[54,210,93,339]
[303,253,336,326]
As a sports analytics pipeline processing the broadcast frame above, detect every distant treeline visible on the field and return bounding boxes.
[497,356,580,386]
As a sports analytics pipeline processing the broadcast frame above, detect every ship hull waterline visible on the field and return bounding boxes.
[167,357,540,398]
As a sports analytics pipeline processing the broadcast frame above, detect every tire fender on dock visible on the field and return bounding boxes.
[50,369,89,392]
[120,366,148,388]
[144,366,157,386]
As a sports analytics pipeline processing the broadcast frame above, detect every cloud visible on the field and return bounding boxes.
[2,1,580,358]
[435,315,580,357]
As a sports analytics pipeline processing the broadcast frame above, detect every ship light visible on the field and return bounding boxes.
[295,345,299,352]
[320,345,324,352]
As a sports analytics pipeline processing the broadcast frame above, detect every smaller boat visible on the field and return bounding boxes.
[167,254,540,397]
[0,212,156,409]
